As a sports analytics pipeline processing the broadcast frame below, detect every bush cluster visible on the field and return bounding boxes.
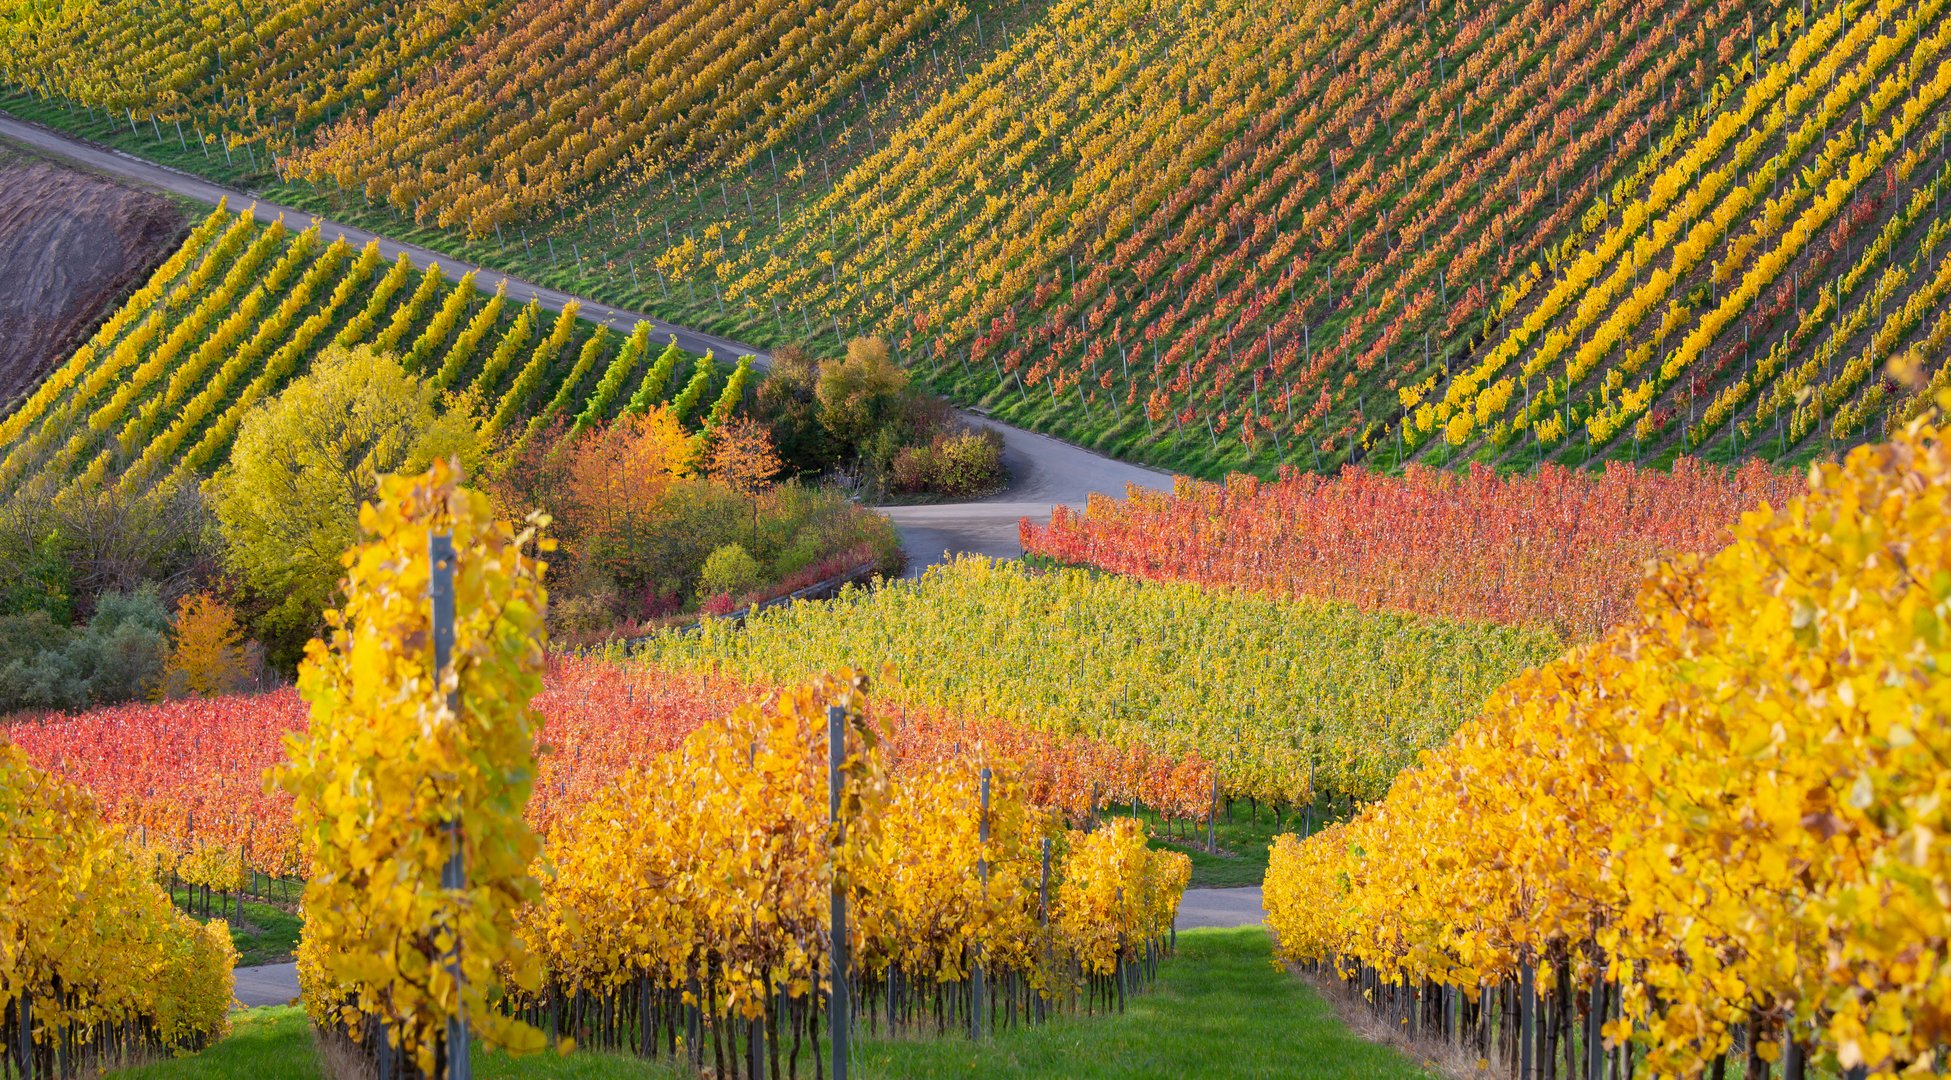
[0,333,973,696]
[890,427,1006,498]
[760,337,1007,498]
[0,590,169,714]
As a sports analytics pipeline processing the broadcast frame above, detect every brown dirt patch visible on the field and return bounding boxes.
[0,161,184,411]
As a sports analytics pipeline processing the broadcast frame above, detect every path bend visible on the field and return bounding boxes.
[2,111,1178,567]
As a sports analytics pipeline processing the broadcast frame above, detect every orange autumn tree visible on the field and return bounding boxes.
[158,592,252,699]
[704,417,782,496]
[705,417,783,546]
[558,405,692,600]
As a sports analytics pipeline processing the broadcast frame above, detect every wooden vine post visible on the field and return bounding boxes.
[15,990,30,1080]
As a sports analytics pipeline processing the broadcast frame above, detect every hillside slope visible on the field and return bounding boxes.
[1421,0,1951,471]
[0,205,746,500]
[0,157,181,412]
[1,0,1944,481]
[732,0,1783,475]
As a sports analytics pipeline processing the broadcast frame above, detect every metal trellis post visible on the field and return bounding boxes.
[431,532,471,1080]
[828,705,850,1080]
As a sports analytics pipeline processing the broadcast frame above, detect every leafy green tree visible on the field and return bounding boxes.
[207,346,482,666]
[63,590,172,705]
[815,336,910,459]
[755,344,833,475]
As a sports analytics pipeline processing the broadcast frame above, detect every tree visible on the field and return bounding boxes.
[158,592,251,699]
[0,477,215,623]
[756,344,834,474]
[815,336,910,459]
[705,418,783,546]
[207,346,483,667]
[485,415,576,529]
[705,418,783,496]
[559,406,692,597]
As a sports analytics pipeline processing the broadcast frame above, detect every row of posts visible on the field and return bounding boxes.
[1327,955,1871,1080]
[8,536,1100,1080]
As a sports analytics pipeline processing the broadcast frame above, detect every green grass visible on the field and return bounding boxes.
[114,931,1423,1079]
[110,1007,684,1079]
[226,902,304,967]
[168,888,304,966]
[1110,800,1311,888]
[854,929,1427,1079]
[113,1007,315,1079]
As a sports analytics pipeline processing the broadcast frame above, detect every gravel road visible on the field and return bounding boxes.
[882,416,1175,573]
[232,962,299,1009]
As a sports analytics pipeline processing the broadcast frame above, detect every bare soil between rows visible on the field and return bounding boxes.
[0,159,184,412]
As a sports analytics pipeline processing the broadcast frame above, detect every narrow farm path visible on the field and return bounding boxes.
[232,962,299,1009]
[6,115,1228,1015]
[0,112,754,362]
[1175,886,1266,931]
[230,889,1261,1009]
[882,414,1175,573]
[0,111,1176,567]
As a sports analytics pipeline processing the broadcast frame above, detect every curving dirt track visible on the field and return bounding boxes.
[0,112,758,366]
[0,160,184,412]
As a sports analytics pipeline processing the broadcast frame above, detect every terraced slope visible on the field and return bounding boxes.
[3,0,1945,481]
[1422,0,1951,470]
[0,204,746,499]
